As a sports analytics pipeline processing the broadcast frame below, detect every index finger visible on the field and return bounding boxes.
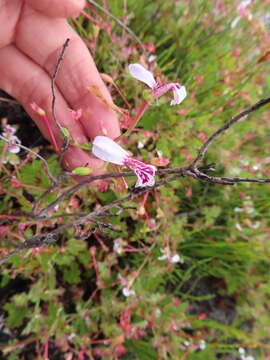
[16,4,120,140]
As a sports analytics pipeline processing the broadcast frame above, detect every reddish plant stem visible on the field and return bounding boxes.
[80,9,101,26]
[123,101,149,138]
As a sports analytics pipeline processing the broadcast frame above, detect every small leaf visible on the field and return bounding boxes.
[258,50,270,63]
[78,143,92,151]
[72,167,93,175]
[60,127,72,140]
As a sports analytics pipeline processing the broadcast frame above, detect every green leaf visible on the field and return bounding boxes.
[60,127,72,140]
[125,339,158,360]
[72,167,93,175]
[4,303,28,328]
[63,262,81,284]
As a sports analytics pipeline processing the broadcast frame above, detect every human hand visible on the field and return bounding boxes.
[0,0,120,171]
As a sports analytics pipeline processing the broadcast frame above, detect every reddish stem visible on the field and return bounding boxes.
[80,9,101,26]
[122,101,149,138]
[42,114,60,153]
[43,335,49,360]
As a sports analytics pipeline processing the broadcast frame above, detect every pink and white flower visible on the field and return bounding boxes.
[118,274,136,297]
[158,248,182,263]
[128,63,187,106]
[2,125,21,154]
[92,136,156,188]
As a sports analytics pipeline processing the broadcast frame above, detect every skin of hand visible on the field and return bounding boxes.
[0,0,120,171]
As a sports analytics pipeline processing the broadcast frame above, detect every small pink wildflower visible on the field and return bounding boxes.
[4,124,16,136]
[114,344,126,356]
[198,313,207,320]
[11,176,22,188]
[128,63,187,105]
[32,246,51,255]
[2,125,21,154]
[232,48,241,57]
[237,0,252,17]
[196,76,205,84]
[118,274,136,297]
[92,136,156,188]
[8,144,21,154]
[113,238,125,255]
[158,248,182,263]
[18,223,26,231]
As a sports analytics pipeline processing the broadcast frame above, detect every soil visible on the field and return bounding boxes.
[0,90,47,149]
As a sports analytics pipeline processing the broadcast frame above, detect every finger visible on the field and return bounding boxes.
[0,44,102,171]
[0,0,22,48]
[24,0,86,18]
[16,5,120,140]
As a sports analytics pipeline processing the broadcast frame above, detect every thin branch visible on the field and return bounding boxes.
[32,172,68,214]
[187,168,270,185]
[0,174,182,265]
[93,221,122,233]
[0,97,18,104]
[192,96,270,168]
[35,167,189,218]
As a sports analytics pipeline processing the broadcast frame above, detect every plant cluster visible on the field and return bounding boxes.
[1,0,270,359]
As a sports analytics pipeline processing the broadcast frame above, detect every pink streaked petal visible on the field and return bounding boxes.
[124,158,156,187]
[134,169,155,188]
[128,63,157,89]
[152,83,174,97]
[125,158,156,176]
[152,83,187,106]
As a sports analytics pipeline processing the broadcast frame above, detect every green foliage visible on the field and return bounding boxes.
[1,0,270,359]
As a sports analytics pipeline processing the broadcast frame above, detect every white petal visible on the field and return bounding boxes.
[158,255,168,261]
[199,340,206,350]
[239,0,252,8]
[128,63,157,89]
[170,85,187,105]
[134,172,155,188]
[170,254,181,263]
[122,287,135,297]
[92,136,129,165]
[231,16,240,28]
[8,145,20,154]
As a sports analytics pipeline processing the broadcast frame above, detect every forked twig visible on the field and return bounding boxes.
[192,96,270,168]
